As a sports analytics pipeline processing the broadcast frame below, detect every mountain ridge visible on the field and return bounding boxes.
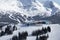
[0,0,60,24]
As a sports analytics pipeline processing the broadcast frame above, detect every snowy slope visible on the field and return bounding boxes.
[18,0,60,17]
[0,0,60,24]
[0,24,60,40]
[0,0,60,16]
[43,0,60,15]
[0,0,24,13]
[18,0,52,17]
[0,0,60,40]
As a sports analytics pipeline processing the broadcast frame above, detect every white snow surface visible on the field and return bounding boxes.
[0,0,60,17]
[0,24,60,40]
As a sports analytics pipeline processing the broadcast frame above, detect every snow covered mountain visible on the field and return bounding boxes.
[0,0,60,40]
[43,0,60,15]
[0,0,60,16]
[0,0,60,24]
[18,0,51,17]
[17,0,60,17]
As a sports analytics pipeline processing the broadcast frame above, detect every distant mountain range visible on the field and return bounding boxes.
[0,0,60,25]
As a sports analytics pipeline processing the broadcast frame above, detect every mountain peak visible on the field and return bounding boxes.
[43,0,60,15]
[44,0,60,9]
